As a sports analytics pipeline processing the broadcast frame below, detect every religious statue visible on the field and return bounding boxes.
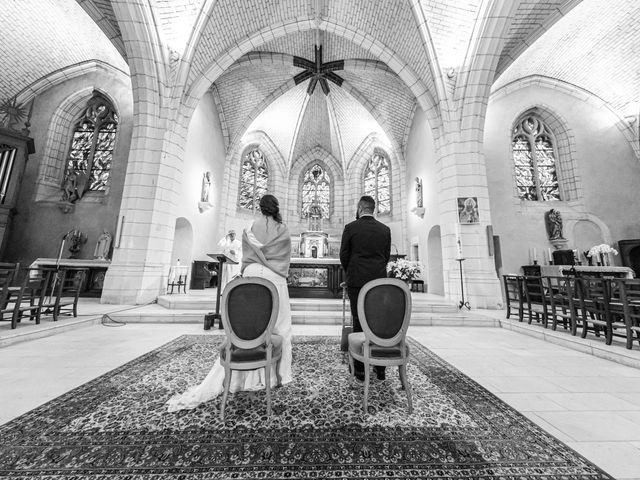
[545,209,564,240]
[415,177,423,208]
[201,171,212,203]
[93,230,112,260]
[66,228,87,259]
[61,170,89,203]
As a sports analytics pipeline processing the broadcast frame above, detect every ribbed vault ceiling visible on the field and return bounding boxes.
[0,0,127,102]
[1,0,639,161]
[494,0,640,114]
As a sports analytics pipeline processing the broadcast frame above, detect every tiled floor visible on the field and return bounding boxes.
[2,323,640,479]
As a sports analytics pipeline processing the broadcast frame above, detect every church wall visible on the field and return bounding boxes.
[178,91,227,264]
[403,106,440,290]
[484,83,640,277]
[4,70,133,268]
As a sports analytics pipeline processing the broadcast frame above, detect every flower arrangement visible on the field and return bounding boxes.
[386,258,424,281]
[587,244,618,258]
[587,244,618,266]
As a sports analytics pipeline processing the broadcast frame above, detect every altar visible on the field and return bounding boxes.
[287,257,343,298]
[29,258,111,296]
[540,264,635,279]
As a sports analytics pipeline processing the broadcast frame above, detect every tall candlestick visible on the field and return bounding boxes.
[455,222,463,258]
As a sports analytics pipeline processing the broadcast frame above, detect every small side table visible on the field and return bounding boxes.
[411,279,425,293]
[167,265,189,294]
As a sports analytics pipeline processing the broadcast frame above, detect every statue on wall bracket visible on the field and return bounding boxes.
[545,208,568,249]
[411,177,425,218]
[58,169,89,213]
[198,171,213,213]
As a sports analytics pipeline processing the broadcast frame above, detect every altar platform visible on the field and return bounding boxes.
[105,289,500,327]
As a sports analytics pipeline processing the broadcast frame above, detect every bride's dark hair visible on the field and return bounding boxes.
[259,194,282,223]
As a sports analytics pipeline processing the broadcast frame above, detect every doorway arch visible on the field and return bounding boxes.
[171,217,194,266]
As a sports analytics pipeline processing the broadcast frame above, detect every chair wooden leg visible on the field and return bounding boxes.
[265,365,272,416]
[399,364,413,414]
[11,308,18,329]
[363,365,370,414]
[275,360,282,387]
[506,305,511,319]
[580,316,588,338]
[348,353,355,379]
[220,368,232,421]
[605,323,613,345]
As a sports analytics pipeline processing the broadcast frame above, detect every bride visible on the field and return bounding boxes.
[167,194,292,412]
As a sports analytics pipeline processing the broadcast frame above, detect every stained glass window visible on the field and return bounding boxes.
[239,148,268,212]
[364,152,391,214]
[512,115,560,201]
[301,163,331,218]
[66,92,118,192]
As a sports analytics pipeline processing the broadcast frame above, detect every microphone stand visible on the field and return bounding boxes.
[48,232,69,312]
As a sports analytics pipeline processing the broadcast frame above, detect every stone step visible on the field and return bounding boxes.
[107,304,498,327]
[158,294,459,314]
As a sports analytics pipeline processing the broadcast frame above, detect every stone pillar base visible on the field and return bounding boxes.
[101,261,166,305]
[446,265,503,309]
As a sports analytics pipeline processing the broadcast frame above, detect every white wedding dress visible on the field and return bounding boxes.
[167,263,292,412]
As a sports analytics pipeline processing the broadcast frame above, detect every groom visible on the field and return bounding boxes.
[339,195,391,381]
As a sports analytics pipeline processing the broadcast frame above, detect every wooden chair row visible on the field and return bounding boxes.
[0,264,86,329]
[503,274,640,350]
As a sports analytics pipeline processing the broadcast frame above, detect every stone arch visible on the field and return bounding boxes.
[492,75,640,161]
[347,134,404,222]
[511,105,581,201]
[182,19,441,135]
[222,55,408,161]
[34,87,121,202]
[220,131,287,226]
[572,219,607,263]
[170,217,194,267]
[14,61,129,106]
[289,147,343,228]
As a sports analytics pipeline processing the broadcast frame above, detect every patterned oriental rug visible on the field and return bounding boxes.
[0,335,613,479]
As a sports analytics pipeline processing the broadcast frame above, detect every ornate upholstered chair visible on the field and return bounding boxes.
[347,278,413,414]
[219,277,282,420]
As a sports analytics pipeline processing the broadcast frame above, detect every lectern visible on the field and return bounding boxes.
[205,253,238,330]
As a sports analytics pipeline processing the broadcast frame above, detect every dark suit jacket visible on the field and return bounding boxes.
[340,215,391,288]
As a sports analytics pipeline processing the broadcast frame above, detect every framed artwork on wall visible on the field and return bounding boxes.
[457,197,479,224]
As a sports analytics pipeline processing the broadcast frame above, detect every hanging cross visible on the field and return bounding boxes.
[293,45,344,95]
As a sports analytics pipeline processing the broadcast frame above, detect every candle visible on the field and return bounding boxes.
[455,222,463,258]
[533,248,537,263]
[548,248,552,264]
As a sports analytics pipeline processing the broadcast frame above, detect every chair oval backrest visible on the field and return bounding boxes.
[357,278,412,347]
[221,276,279,350]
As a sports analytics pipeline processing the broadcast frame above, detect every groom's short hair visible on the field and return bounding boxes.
[358,195,375,214]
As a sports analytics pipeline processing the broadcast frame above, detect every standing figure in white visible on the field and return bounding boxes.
[217,229,241,288]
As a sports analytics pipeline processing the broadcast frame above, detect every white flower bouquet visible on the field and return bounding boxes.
[587,244,618,258]
[386,258,424,281]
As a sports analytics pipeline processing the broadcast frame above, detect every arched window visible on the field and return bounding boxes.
[301,163,331,218]
[512,114,560,201]
[364,151,391,214]
[239,147,268,212]
[65,92,118,193]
